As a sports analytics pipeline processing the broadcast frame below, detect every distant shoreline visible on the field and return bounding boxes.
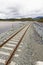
[0,18,43,22]
[0,18,34,21]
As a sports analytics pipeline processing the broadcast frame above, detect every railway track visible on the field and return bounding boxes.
[0,24,30,65]
[0,25,26,47]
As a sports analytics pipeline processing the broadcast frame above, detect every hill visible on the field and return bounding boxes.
[33,16,43,22]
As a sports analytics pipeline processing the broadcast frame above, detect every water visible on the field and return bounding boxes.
[0,21,25,34]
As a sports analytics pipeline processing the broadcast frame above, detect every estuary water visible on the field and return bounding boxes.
[0,21,25,34]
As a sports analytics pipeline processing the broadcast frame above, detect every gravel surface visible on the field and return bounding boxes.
[33,22,43,40]
[9,23,43,65]
[0,23,26,44]
[0,22,43,65]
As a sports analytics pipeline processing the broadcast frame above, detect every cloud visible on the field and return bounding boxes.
[0,0,43,18]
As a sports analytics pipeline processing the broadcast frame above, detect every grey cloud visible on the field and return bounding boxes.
[5,6,22,18]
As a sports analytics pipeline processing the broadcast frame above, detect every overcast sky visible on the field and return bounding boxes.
[0,0,43,18]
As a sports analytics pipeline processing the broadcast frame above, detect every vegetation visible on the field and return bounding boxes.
[37,18,43,22]
[0,17,43,22]
[0,18,34,21]
[33,17,43,22]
